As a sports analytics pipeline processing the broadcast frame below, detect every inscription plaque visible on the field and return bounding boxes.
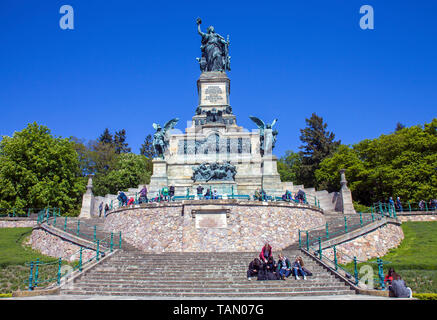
[195,212,227,228]
[201,83,227,106]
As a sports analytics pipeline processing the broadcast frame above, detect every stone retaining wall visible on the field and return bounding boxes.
[0,220,37,228]
[25,229,95,262]
[397,213,437,222]
[103,200,325,253]
[322,223,404,264]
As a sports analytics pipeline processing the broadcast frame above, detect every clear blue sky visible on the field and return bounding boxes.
[1,0,436,157]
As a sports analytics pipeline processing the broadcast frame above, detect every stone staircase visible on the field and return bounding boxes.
[298,212,375,248]
[60,246,356,297]
[53,217,138,252]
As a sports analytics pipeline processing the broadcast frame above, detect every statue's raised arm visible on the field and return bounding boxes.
[196,18,205,37]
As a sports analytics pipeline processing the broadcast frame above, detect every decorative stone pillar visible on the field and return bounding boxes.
[79,175,95,219]
[149,158,169,197]
[261,155,282,197]
[339,169,356,214]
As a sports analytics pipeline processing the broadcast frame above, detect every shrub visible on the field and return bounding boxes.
[413,293,437,300]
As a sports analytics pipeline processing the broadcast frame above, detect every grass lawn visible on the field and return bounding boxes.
[0,228,61,294]
[342,221,437,294]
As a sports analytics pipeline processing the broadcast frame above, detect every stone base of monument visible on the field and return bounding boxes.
[261,156,283,197]
[340,186,356,214]
[191,181,237,198]
[149,158,168,196]
[103,199,325,253]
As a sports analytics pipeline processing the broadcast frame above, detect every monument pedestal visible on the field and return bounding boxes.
[149,158,169,196]
[261,156,283,197]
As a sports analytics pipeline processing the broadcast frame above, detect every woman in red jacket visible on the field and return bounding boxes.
[259,241,272,263]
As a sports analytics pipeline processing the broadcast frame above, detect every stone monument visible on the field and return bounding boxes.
[148,18,284,198]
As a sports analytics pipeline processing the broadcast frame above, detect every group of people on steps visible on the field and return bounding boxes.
[247,241,312,281]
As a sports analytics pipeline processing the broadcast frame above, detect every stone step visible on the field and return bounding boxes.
[86,268,331,275]
[61,289,355,297]
[68,285,349,294]
[102,259,321,265]
[72,281,345,289]
[77,275,337,282]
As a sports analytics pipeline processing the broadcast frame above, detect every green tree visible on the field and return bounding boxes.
[395,122,406,132]
[140,134,156,159]
[315,119,437,205]
[93,153,151,196]
[99,128,113,145]
[278,151,302,183]
[298,113,340,187]
[0,123,86,215]
[114,129,131,154]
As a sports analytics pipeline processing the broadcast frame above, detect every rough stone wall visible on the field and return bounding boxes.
[104,206,184,252]
[323,223,404,264]
[398,214,437,222]
[103,203,325,253]
[0,220,37,228]
[25,229,95,262]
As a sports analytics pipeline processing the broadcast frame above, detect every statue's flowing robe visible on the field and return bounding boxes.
[264,129,273,155]
[203,33,226,71]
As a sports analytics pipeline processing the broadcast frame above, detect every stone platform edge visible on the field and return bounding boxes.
[106,199,324,217]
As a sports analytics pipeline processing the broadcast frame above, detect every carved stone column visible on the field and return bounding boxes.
[79,175,95,219]
[339,169,356,214]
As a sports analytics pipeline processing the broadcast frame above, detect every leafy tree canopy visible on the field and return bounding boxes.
[0,123,86,214]
[315,118,437,205]
[278,151,302,183]
[140,134,156,159]
[114,129,131,154]
[93,153,151,196]
[298,113,340,187]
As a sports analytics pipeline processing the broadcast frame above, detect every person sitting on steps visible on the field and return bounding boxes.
[292,256,307,280]
[247,258,261,281]
[277,253,292,280]
[384,268,396,287]
[389,273,412,298]
[298,256,312,277]
[259,241,272,264]
[265,256,280,280]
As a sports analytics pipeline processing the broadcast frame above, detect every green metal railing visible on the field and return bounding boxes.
[299,210,387,250]
[372,200,437,214]
[0,207,60,218]
[27,210,123,290]
[298,208,395,290]
[304,241,391,290]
